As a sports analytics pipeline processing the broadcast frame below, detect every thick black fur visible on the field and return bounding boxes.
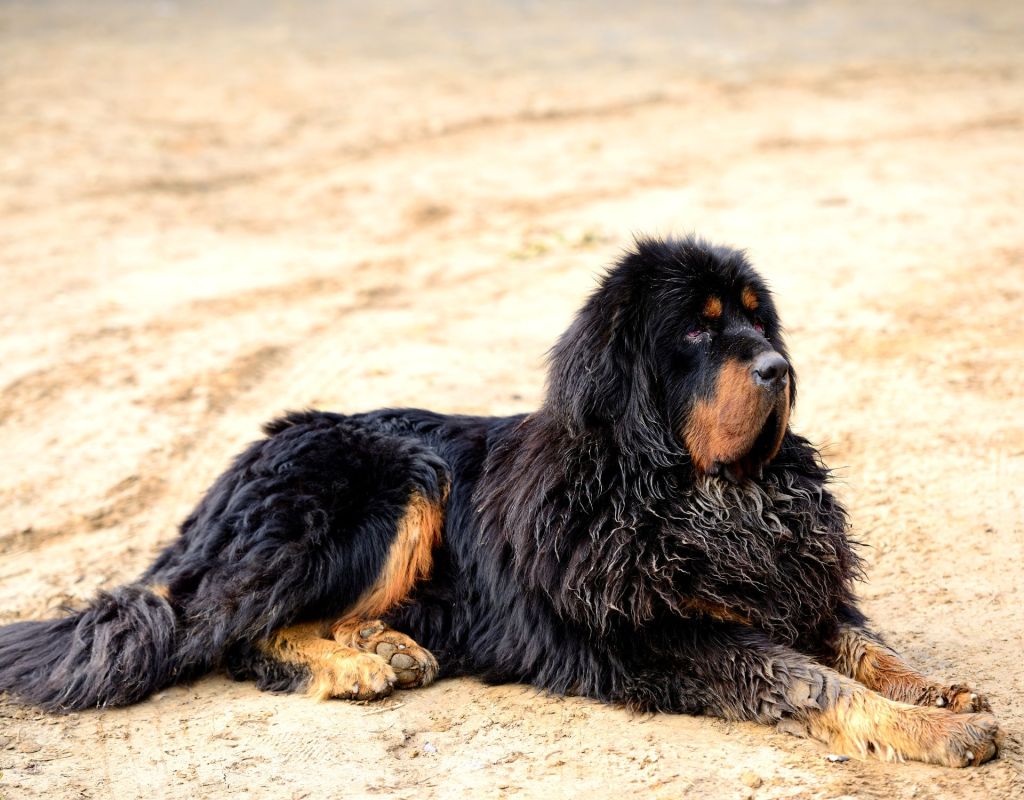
[0,236,864,721]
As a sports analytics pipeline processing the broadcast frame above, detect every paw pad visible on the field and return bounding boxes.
[345,621,439,689]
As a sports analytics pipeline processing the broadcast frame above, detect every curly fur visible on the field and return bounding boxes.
[0,237,870,720]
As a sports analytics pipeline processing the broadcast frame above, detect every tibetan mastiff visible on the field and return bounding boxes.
[0,236,1002,766]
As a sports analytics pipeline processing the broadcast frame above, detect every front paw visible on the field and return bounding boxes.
[932,684,991,714]
[931,712,1002,767]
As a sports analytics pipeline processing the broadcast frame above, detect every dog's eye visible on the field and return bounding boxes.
[753,322,765,334]
[686,326,709,341]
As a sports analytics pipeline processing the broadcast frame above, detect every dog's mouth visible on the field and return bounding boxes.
[683,360,792,482]
[705,404,785,483]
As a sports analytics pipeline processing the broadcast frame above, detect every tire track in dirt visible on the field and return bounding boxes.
[0,269,423,567]
[0,342,290,560]
[757,112,1024,152]
[7,64,1019,224]
[1,91,681,217]
[0,264,404,427]
[824,244,1024,414]
[0,473,168,560]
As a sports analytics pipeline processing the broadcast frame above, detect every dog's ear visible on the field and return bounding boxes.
[545,270,655,437]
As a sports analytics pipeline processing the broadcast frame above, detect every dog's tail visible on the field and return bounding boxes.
[0,585,179,711]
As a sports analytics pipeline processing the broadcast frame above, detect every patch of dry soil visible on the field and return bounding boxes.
[1,2,1022,798]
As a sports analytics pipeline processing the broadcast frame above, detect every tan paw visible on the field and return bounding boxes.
[307,650,396,701]
[935,685,991,714]
[340,620,439,689]
[928,712,1002,768]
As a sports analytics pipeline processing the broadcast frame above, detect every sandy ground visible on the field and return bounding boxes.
[1,1,1023,798]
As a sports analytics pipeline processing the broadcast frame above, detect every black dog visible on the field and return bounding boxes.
[0,237,1001,766]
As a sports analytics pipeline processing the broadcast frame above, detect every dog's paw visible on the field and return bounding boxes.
[933,684,991,714]
[340,620,439,689]
[929,712,1002,767]
[307,650,397,701]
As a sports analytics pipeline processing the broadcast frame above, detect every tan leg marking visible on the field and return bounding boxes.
[832,624,991,713]
[259,622,396,701]
[256,491,445,701]
[798,681,1001,767]
[341,490,445,621]
[332,619,438,689]
[147,583,171,600]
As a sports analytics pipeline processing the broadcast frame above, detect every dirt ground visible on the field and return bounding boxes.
[1,1,1023,798]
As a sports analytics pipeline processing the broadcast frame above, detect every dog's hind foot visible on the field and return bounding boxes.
[249,622,397,701]
[333,619,439,689]
[306,649,397,701]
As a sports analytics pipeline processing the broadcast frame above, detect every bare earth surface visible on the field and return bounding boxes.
[1,2,1023,798]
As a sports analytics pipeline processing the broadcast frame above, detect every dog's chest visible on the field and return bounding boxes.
[671,474,856,640]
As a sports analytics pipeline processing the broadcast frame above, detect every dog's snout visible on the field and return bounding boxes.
[752,352,788,388]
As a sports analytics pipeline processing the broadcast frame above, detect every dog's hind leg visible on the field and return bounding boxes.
[226,486,444,699]
[210,426,448,699]
[828,621,991,714]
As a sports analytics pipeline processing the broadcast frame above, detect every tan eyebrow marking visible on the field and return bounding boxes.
[702,296,722,319]
[741,287,759,311]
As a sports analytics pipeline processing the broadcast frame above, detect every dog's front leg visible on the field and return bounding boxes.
[828,620,991,713]
[647,627,1001,767]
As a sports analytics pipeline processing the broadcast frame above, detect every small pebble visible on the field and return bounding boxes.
[826,754,850,763]
[740,769,762,788]
[422,741,437,754]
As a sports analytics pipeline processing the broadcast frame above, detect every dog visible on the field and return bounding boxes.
[0,236,1002,766]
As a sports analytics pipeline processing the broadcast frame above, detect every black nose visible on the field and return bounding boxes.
[752,352,789,388]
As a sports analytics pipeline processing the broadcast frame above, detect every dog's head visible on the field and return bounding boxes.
[546,236,794,481]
